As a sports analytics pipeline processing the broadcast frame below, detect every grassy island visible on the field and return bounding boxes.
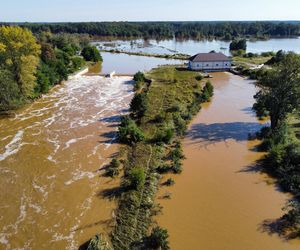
[88,66,213,249]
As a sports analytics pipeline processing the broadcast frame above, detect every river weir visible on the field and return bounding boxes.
[0,75,133,249]
[157,73,300,250]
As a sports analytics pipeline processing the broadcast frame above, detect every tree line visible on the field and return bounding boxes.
[0,26,102,112]
[3,21,300,40]
[253,53,300,239]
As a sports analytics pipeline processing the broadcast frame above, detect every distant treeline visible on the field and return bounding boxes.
[3,21,300,39]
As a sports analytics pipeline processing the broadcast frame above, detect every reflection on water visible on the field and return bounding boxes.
[157,73,300,250]
[96,52,184,75]
[0,75,133,249]
[94,38,300,56]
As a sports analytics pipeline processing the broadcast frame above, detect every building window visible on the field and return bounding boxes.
[206,64,209,66]
[216,64,219,66]
[197,64,199,67]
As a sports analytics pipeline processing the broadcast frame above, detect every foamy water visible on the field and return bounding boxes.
[0,75,133,249]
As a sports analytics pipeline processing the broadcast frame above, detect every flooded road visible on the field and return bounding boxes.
[0,75,133,249]
[157,73,300,250]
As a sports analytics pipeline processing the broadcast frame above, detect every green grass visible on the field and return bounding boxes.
[142,67,202,138]
[233,55,272,66]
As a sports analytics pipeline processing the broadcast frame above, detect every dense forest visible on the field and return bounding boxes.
[0,26,101,112]
[3,22,300,40]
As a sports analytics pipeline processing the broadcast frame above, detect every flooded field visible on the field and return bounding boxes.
[157,73,300,250]
[94,37,300,56]
[0,75,133,249]
[93,52,184,75]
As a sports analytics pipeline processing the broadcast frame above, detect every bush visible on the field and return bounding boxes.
[128,167,146,190]
[265,50,286,65]
[133,71,146,82]
[105,158,121,177]
[173,113,187,136]
[171,141,185,161]
[118,116,145,144]
[172,162,182,174]
[70,57,85,72]
[164,178,175,186]
[81,45,102,62]
[130,93,148,119]
[155,127,174,144]
[195,75,203,81]
[147,226,170,250]
[202,80,214,101]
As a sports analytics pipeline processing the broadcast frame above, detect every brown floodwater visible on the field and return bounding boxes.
[0,75,133,249]
[157,73,300,250]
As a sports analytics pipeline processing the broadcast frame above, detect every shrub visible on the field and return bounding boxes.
[195,75,203,81]
[130,93,148,119]
[164,178,175,186]
[148,227,170,250]
[128,167,146,190]
[118,116,145,144]
[105,158,121,177]
[202,80,214,101]
[155,127,174,144]
[172,162,182,174]
[70,57,85,72]
[171,141,185,161]
[173,113,187,136]
[133,71,146,82]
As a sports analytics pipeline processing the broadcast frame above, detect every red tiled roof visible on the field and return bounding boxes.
[189,52,230,62]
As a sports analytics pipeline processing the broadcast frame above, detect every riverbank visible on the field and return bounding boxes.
[156,72,300,249]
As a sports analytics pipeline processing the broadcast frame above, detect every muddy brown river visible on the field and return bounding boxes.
[157,73,300,250]
[0,75,133,249]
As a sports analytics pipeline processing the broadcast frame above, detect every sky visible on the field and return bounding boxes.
[0,0,299,22]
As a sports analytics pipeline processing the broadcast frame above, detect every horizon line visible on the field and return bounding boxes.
[1,20,300,24]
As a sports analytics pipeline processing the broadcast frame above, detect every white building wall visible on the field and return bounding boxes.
[189,61,231,71]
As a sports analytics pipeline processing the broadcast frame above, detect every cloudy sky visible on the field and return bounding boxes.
[1,0,299,22]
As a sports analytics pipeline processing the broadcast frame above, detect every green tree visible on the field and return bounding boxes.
[128,167,145,190]
[0,69,21,111]
[118,116,145,144]
[81,45,102,62]
[230,39,247,51]
[133,71,146,82]
[0,26,41,97]
[202,80,214,101]
[130,92,148,119]
[254,53,300,130]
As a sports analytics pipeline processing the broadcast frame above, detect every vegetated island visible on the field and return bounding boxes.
[86,66,213,250]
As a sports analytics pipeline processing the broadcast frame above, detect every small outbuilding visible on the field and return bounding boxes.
[188,52,231,72]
